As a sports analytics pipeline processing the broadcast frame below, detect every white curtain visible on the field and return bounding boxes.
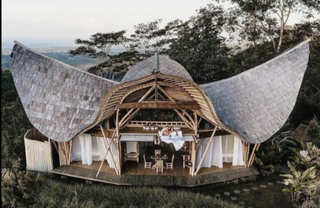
[80,134,92,165]
[71,134,92,165]
[222,135,234,163]
[196,135,245,170]
[71,136,82,161]
[212,136,223,168]
[232,137,244,166]
[196,136,223,169]
[71,135,119,168]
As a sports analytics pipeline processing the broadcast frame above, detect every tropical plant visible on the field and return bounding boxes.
[291,142,320,169]
[281,161,318,204]
[1,158,22,185]
[306,116,320,146]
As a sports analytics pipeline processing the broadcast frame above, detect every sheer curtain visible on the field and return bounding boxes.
[71,136,82,161]
[232,137,244,166]
[196,136,223,169]
[195,135,244,170]
[212,136,223,168]
[222,135,234,163]
[71,134,92,165]
[80,134,92,165]
[71,135,119,168]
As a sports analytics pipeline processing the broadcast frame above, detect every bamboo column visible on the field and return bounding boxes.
[96,125,119,177]
[194,126,217,176]
[248,143,260,166]
[242,141,250,167]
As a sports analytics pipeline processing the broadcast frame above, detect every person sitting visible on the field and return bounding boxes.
[169,126,178,136]
[162,126,170,136]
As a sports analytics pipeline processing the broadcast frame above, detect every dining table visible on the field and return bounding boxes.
[151,155,168,170]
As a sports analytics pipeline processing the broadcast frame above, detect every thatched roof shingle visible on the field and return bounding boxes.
[121,55,193,82]
[10,41,119,142]
[200,40,310,143]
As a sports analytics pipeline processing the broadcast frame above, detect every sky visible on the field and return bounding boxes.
[2,0,318,49]
[2,0,215,48]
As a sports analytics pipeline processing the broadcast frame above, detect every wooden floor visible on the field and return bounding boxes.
[51,158,259,187]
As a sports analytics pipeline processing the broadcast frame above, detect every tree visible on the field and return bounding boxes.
[69,30,128,76]
[168,4,231,84]
[220,0,320,54]
[130,18,182,55]
[87,19,181,80]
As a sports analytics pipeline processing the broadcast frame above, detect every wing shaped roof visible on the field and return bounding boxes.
[121,55,193,82]
[10,41,119,142]
[10,40,310,144]
[200,40,310,143]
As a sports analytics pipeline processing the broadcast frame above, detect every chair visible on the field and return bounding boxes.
[155,149,161,157]
[143,153,152,169]
[182,154,191,168]
[156,160,164,173]
[166,154,174,169]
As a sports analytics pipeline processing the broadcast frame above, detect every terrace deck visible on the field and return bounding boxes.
[51,160,259,187]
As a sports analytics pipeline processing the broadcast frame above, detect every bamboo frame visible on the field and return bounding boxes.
[248,143,260,166]
[58,141,72,166]
[242,141,250,167]
[194,126,218,176]
[190,141,196,176]
[96,125,119,176]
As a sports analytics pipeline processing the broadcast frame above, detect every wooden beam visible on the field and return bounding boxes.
[191,141,196,176]
[117,101,199,110]
[248,143,260,166]
[193,111,198,136]
[174,110,193,129]
[116,109,119,140]
[242,141,250,167]
[194,126,217,176]
[96,126,119,176]
[120,109,140,128]
[182,110,195,126]
[118,140,122,175]
[119,86,155,126]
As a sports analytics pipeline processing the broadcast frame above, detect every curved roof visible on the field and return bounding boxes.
[10,41,119,142]
[121,55,193,82]
[200,40,310,143]
[10,40,310,144]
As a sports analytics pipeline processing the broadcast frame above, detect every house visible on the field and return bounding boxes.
[9,39,310,186]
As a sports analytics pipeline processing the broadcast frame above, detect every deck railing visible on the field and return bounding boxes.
[126,120,188,128]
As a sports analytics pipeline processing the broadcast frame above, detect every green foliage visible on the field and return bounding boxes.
[306,117,320,145]
[281,161,319,205]
[130,18,181,54]
[69,30,128,66]
[1,70,32,165]
[168,4,231,84]
[2,172,241,208]
[220,0,320,54]
[86,19,181,79]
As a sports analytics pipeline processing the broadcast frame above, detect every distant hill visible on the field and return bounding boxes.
[1,52,97,71]
[2,46,125,71]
